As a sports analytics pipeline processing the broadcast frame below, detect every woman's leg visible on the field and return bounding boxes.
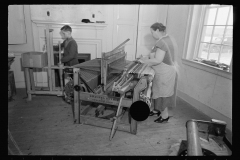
[154,96,170,118]
[154,97,162,112]
[161,107,168,119]
[159,96,172,118]
[153,97,169,123]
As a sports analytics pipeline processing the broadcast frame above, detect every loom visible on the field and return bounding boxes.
[71,39,155,140]
[22,25,74,101]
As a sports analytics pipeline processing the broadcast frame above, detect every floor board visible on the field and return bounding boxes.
[8,89,230,156]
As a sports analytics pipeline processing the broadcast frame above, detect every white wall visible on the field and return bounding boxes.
[30,5,106,23]
[8,5,35,88]
[8,5,115,88]
[166,5,232,131]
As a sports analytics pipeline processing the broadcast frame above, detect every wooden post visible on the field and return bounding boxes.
[49,28,55,91]
[58,41,64,92]
[73,68,80,124]
[24,68,32,101]
[130,77,148,134]
[58,41,61,62]
[59,65,64,92]
[103,60,107,91]
[29,68,35,91]
[109,95,124,140]
[130,117,137,134]
[186,120,203,156]
[45,25,53,92]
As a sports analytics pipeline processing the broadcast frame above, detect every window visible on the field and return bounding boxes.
[183,5,233,78]
[195,5,233,71]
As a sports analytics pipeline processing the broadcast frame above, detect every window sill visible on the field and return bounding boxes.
[182,59,232,80]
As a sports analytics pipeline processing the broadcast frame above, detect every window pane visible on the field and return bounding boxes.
[204,8,217,25]
[201,26,213,42]
[211,26,225,44]
[209,44,221,61]
[216,7,230,25]
[227,7,233,25]
[209,4,220,7]
[223,26,233,46]
[198,43,209,59]
[219,45,232,65]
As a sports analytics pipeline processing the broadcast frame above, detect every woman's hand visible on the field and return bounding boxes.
[149,52,155,59]
[138,58,144,63]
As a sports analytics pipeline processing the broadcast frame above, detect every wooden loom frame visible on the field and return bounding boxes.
[24,25,71,101]
[73,39,150,140]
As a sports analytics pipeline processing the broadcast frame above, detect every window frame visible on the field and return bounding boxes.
[195,5,233,66]
[182,5,232,80]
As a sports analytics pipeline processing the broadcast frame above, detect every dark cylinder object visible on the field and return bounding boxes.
[74,85,81,91]
[186,120,203,156]
[129,100,150,121]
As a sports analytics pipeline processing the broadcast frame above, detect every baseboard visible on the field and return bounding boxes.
[177,89,232,144]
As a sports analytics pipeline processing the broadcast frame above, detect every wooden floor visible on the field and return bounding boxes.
[8,89,230,156]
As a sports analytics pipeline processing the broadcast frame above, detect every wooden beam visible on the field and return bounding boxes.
[80,105,93,115]
[24,68,32,101]
[34,87,49,91]
[34,86,62,91]
[110,95,124,140]
[79,92,132,108]
[58,65,64,92]
[29,68,35,91]
[74,68,80,124]
[42,65,73,69]
[28,90,63,95]
[80,115,130,133]
[45,25,53,92]
[49,29,56,91]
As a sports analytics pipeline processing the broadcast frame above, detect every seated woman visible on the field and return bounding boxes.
[138,22,179,123]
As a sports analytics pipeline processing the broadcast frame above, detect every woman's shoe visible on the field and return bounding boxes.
[154,116,169,123]
[149,110,161,116]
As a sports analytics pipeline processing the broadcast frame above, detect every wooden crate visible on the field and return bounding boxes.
[21,52,48,68]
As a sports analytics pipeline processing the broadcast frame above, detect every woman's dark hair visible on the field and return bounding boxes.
[61,25,72,32]
[150,23,166,32]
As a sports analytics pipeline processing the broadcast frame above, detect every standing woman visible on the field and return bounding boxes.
[139,22,179,123]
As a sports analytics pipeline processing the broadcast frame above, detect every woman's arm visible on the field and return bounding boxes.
[139,48,165,66]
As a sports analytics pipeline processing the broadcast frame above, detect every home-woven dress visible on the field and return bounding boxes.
[151,35,178,111]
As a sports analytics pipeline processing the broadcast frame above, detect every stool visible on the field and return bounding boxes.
[8,71,16,100]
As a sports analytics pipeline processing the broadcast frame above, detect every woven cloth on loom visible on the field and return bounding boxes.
[80,68,101,90]
[109,60,131,70]
[73,59,101,71]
